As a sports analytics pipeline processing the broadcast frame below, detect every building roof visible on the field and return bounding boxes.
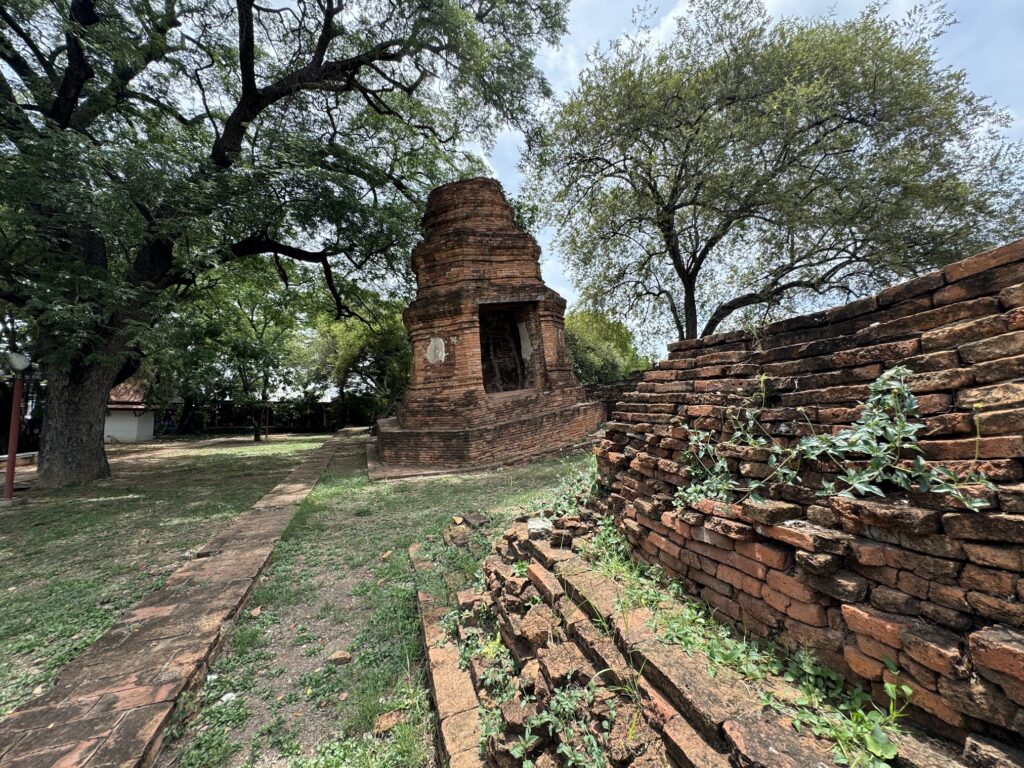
[107,378,154,412]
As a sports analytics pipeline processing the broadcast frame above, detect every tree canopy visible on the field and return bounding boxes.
[0,0,568,485]
[564,310,648,386]
[525,0,1023,341]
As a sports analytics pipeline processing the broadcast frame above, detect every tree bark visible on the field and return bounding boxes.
[37,361,120,487]
[681,274,699,340]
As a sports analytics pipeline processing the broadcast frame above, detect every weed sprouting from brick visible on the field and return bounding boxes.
[674,366,993,511]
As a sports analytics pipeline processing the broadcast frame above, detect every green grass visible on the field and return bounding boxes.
[167,436,588,767]
[0,434,327,714]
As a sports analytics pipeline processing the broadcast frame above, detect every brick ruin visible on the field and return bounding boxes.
[377,178,603,469]
[592,240,1024,757]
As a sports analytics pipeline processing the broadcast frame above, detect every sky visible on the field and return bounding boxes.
[485,0,1024,319]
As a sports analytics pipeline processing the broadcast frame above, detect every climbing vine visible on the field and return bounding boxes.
[674,366,993,512]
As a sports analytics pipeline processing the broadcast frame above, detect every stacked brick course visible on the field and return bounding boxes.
[593,240,1024,753]
[377,177,603,468]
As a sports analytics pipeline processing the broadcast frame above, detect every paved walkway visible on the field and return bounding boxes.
[0,434,341,768]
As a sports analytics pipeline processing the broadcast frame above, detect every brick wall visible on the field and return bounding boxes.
[592,240,1024,746]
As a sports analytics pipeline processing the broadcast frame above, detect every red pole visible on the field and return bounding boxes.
[3,375,24,501]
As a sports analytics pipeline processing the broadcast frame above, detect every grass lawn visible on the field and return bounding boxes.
[158,431,588,768]
[0,433,328,716]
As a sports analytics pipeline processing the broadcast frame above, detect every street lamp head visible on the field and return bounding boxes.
[5,351,30,373]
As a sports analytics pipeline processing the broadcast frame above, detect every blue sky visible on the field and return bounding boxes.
[486,0,1024,311]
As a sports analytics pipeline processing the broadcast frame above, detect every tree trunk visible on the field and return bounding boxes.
[682,276,699,340]
[37,361,119,487]
[252,404,262,442]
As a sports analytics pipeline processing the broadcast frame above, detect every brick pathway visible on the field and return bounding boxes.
[0,434,341,768]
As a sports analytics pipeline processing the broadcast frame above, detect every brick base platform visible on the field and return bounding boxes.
[0,434,341,768]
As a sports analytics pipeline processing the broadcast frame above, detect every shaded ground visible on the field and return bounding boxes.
[0,433,328,715]
[158,432,587,768]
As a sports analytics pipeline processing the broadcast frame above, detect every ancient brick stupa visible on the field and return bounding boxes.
[375,178,603,471]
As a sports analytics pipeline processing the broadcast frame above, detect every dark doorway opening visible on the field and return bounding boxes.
[479,304,536,393]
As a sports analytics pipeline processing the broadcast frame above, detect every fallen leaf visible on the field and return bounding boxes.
[373,710,406,736]
[380,550,392,561]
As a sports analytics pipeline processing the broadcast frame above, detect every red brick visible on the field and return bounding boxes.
[943,513,1024,543]
[919,436,1024,460]
[934,259,1024,306]
[960,563,1018,595]
[734,540,791,570]
[901,625,967,678]
[958,330,1024,364]
[857,633,899,664]
[701,586,741,620]
[848,538,886,566]
[844,645,884,681]
[920,316,1008,351]
[720,550,768,580]
[944,241,1024,282]
[956,381,1024,412]
[786,600,828,627]
[716,564,762,596]
[761,585,790,614]
[841,605,913,648]
[969,625,1024,683]
[766,570,818,603]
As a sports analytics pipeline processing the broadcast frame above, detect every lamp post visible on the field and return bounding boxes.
[3,351,31,505]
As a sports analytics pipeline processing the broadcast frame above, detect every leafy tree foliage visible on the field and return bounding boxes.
[292,299,411,424]
[144,258,317,439]
[0,0,567,485]
[526,0,1023,341]
[564,310,648,386]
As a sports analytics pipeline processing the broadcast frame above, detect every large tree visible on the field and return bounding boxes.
[526,0,1023,342]
[0,0,567,486]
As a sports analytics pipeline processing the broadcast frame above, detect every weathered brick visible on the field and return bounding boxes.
[756,521,852,554]
[901,625,967,678]
[944,240,1024,283]
[959,329,1024,364]
[802,571,869,602]
[870,585,920,616]
[831,339,921,368]
[934,258,1024,306]
[919,436,1024,460]
[920,315,1008,351]
[844,645,884,680]
[960,563,1018,595]
[841,605,913,648]
[963,542,1023,572]
[765,570,818,604]
[969,625,1024,684]
[785,599,828,627]
[703,516,756,541]
[734,540,791,570]
[973,355,1024,385]
[943,512,1024,543]
[963,736,1024,768]
[828,497,941,534]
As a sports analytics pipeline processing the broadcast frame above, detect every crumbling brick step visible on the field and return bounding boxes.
[511,524,968,768]
[409,544,485,768]
[0,435,343,768]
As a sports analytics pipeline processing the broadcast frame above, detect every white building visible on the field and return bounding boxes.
[104,380,157,443]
